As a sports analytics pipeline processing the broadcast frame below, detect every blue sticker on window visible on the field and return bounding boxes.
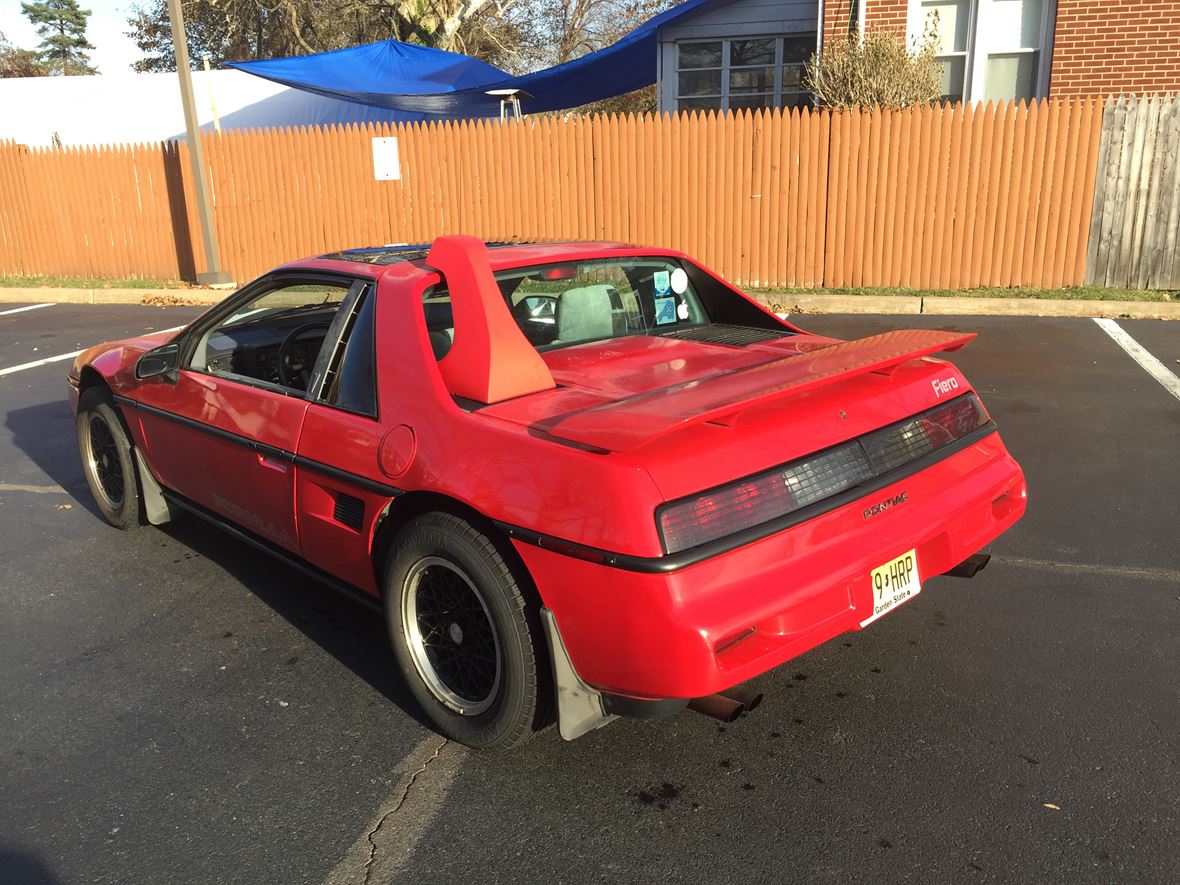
[653,270,671,295]
[654,296,677,325]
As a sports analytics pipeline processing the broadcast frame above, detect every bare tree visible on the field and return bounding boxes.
[0,29,49,77]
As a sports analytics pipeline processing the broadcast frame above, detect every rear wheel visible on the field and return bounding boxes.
[384,512,548,752]
[76,387,141,529]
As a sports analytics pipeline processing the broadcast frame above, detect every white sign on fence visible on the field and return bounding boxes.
[372,137,401,181]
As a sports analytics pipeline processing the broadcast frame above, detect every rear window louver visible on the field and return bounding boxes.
[661,324,792,347]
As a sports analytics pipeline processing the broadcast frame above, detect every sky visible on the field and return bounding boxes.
[1,0,142,74]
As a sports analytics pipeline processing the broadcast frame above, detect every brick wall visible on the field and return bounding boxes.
[1051,0,1180,97]
[823,0,855,44]
[822,0,910,46]
[866,0,910,38]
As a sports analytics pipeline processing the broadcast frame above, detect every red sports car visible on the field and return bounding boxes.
[69,236,1026,751]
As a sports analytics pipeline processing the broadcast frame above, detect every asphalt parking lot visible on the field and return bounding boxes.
[1,302,1177,884]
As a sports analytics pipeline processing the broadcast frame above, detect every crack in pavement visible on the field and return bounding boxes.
[360,737,449,885]
[321,732,458,885]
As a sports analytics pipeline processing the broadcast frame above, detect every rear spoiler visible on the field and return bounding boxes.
[537,329,975,452]
[427,236,555,404]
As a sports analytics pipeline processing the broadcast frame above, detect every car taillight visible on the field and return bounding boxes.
[860,394,988,474]
[656,393,990,555]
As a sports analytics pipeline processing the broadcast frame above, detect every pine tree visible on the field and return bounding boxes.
[21,0,97,75]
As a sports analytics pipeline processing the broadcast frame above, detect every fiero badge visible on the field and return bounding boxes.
[863,491,909,520]
[931,376,960,398]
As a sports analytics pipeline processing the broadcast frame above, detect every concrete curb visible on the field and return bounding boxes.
[2,286,1177,319]
[752,293,1180,320]
[763,294,925,315]
[0,287,228,306]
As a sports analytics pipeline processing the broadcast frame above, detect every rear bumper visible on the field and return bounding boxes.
[515,431,1026,701]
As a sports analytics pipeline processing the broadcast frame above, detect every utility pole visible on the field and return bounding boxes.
[166,0,233,285]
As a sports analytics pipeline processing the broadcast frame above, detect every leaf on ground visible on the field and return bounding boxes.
[1042,803,1061,811]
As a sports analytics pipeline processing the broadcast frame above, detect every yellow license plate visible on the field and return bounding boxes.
[861,549,921,627]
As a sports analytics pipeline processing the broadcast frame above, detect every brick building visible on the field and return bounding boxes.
[656,1,1180,113]
[822,0,1180,101]
[1048,0,1180,97]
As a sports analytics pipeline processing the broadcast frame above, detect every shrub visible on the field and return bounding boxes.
[804,23,943,110]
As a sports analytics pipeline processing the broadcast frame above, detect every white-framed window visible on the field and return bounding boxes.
[909,0,1054,103]
[675,35,815,113]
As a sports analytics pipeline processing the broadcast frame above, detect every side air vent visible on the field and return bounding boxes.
[662,324,792,347]
[333,493,365,532]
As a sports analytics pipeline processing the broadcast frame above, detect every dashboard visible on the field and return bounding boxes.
[203,309,334,390]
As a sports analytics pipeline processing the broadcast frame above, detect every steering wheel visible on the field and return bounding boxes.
[277,321,331,390]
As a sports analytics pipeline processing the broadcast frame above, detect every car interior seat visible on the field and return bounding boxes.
[423,299,455,360]
[554,285,616,344]
[428,329,453,360]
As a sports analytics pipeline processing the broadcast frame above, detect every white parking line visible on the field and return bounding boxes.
[0,325,185,378]
[0,303,53,317]
[0,349,84,377]
[0,482,68,495]
[1093,318,1180,404]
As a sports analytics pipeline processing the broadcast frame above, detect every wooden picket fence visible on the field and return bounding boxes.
[0,98,1111,289]
[1086,95,1180,290]
[0,140,206,281]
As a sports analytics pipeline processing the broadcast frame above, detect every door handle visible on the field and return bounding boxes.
[254,443,293,473]
[258,454,289,473]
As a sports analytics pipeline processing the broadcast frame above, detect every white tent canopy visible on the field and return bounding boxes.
[0,69,415,148]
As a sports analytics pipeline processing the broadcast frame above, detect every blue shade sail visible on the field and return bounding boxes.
[226,0,720,117]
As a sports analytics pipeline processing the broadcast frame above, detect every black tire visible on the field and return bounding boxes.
[384,512,550,752]
[76,386,142,529]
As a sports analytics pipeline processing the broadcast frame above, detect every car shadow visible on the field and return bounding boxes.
[0,846,60,885]
[4,397,434,733]
[4,398,105,520]
[158,516,435,731]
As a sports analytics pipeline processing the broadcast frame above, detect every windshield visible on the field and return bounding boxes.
[424,257,710,355]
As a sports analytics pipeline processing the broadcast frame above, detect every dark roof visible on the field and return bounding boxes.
[317,245,431,266]
[319,242,520,266]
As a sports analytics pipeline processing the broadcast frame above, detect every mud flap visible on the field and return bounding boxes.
[133,448,180,525]
[541,607,617,741]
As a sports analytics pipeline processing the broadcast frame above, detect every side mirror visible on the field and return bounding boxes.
[135,343,180,381]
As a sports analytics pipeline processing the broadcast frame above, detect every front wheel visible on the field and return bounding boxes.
[384,512,549,752]
[76,387,142,529]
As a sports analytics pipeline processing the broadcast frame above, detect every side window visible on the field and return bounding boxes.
[188,282,351,393]
[320,285,378,418]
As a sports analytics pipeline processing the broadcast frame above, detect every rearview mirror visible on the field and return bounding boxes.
[135,343,180,381]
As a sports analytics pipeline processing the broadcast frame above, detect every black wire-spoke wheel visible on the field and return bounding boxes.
[76,386,142,530]
[385,512,552,752]
[402,556,502,716]
[86,413,125,509]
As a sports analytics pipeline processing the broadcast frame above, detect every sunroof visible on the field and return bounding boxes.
[320,241,524,266]
[319,245,432,265]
